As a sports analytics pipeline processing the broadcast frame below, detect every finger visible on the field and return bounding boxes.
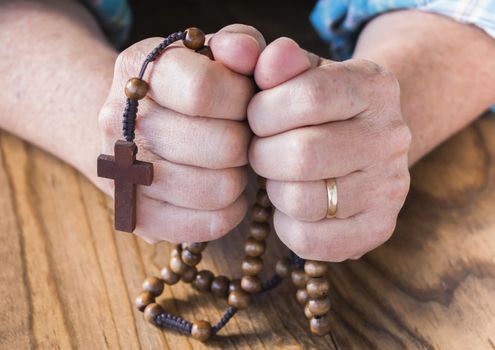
[134,193,248,243]
[139,161,248,211]
[273,209,398,262]
[209,24,266,75]
[248,60,378,137]
[249,117,409,181]
[266,159,410,222]
[254,37,320,90]
[113,37,254,120]
[100,98,251,169]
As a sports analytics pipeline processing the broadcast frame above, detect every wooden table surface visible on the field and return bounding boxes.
[2,114,495,350]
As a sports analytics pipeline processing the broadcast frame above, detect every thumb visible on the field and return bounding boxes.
[254,37,322,90]
[208,24,266,76]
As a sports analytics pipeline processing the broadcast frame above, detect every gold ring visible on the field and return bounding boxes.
[325,178,338,218]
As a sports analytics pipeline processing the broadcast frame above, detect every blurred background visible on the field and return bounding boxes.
[128,0,328,58]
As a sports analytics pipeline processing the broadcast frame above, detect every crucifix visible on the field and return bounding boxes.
[97,140,153,232]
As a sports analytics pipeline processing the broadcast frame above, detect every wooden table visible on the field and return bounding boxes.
[1,114,495,349]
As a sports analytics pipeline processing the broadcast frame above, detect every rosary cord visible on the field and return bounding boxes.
[211,306,238,335]
[154,312,193,334]
[123,31,185,142]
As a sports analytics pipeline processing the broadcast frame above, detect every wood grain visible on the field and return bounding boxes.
[1,115,495,349]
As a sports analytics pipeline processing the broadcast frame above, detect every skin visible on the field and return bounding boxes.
[1,1,494,260]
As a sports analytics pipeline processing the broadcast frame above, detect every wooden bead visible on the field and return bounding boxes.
[310,315,331,336]
[304,304,313,319]
[183,27,205,50]
[275,257,291,278]
[252,204,271,223]
[241,275,262,294]
[124,77,148,100]
[244,237,266,257]
[142,276,164,297]
[291,269,308,288]
[135,291,155,312]
[228,290,251,309]
[296,288,309,305]
[181,266,198,283]
[210,275,230,298]
[229,279,242,293]
[307,297,331,316]
[181,249,202,266]
[171,245,182,257]
[249,222,270,241]
[160,266,180,285]
[306,277,330,298]
[304,260,328,277]
[256,189,271,208]
[257,177,266,189]
[192,270,214,292]
[143,303,163,324]
[191,320,212,342]
[170,256,188,275]
[196,46,214,60]
[182,242,207,254]
[241,256,263,276]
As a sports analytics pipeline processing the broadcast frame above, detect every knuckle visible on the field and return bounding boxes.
[302,76,326,108]
[389,123,412,154]
[98,101,121,138]
[216,122,250,168]
[183,64,217,116]
[288,132,314,178]
[284,184,308,218]
[215,168,246,208]
[207,198,245,240]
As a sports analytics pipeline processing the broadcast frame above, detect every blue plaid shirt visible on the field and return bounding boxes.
[311,0,495,60]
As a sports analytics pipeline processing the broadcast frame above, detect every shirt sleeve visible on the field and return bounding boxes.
[419,0,495,39]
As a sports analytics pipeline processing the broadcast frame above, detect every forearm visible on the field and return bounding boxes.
[353,10,495,165]
[0,0,117,183]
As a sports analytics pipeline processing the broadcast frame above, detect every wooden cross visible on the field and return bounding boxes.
[97,140,153,232]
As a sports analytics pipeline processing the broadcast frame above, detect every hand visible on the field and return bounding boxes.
[248,38,411,261]
[98,24,266,243]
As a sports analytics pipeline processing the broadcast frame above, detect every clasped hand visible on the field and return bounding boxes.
[98,24,411,262]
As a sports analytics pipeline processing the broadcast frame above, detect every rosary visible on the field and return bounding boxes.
[97,28,332,342]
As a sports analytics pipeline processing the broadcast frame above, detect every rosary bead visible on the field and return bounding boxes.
[275,257,291,278]
[196,46,214,60]
[125,77,149,100]
[291,269,309,288]
[256,190,271,208]
[135,291,155,312]
[171,245,182,258]
[210,275,230,298]
[304,260,328,278]
[144,303,164,324]
[182,242,207,254]
[228,290,251,309]
[307,297,331,316]
[306,277,330,298]
[244,237,266,257]
[142,276,164,297]
[181,249,202,266]
[241,275,262,294]
[304,304,314,319]
[191,320,212,342]
[252,204,271,223]
[241,256,263,276]
[310,315,331,336]
[183,27,206,50]
[161,266,180,285]
[296,288,309,305]
[181,266,198,283]
[257,177,266,189]
[228,279,242,293]
[249,222,270,241]
[170,256,188,275]
[192,270,214,292]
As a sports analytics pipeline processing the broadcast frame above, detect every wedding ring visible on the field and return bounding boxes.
[325,178,338,218]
